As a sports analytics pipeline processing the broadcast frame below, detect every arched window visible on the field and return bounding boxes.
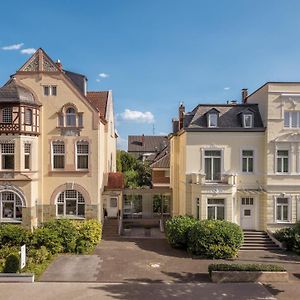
[2,107,12,124]
[56,190,85,217]
[0,191,24,220]
[25,109,33,125]
[66,107,76,127]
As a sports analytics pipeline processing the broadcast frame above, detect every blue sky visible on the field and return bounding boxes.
[1,0,300,149]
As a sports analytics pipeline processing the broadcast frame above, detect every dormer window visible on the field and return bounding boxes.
[208,113,218,128]
[243,114,253,128]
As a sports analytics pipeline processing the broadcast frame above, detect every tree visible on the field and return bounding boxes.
[117,150,152,188]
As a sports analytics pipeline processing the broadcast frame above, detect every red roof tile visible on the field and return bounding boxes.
[86,91,109,120]
[106,172,124,190]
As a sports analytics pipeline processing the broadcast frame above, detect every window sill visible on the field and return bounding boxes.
[0,219,22,224]
[50,169,90,173]
[56,216,85,220]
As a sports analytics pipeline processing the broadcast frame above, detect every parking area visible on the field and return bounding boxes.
[40,238,300,284]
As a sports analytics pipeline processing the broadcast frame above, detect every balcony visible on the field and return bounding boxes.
[191,173,237,185]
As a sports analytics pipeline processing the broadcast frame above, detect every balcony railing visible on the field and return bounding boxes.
[191,173,237,185]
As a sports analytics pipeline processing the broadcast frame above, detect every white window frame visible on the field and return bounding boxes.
[76,141,89,170]
[204,149,222,181]
[284,111,300,129]
[56,190,85,218]
[24,143,31,170]
[52,141,65,170]
[241,149,254,173]
[275,197,291,223]
[207,198,225,220]
[0,143,15,170]
[243,114,253,128]
[208,113,218,128]
[0,191,23,221]
[276,149,289,174]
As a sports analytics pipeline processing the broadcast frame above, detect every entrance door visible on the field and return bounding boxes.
[240,197,255,230]
[107,197,118,217]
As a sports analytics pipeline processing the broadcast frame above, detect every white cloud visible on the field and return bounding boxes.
[20,48,36,55]
[224,87,231,90]
[99,73,109,78]
[120,109,154,124]
[96,79,101,82]
[2,43,24,50]
[159,132,168,136]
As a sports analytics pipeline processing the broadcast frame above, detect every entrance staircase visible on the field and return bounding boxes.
[102,218,119,240]
[240,230,280,251]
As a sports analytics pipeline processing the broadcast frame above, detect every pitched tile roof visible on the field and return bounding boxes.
[150,145,170,168]
[106,172,124,190]
[128,135,168,153]
[86,91,109,120]
[183,104,264,131]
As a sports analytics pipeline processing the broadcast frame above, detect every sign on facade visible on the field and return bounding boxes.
[20,244,26,269]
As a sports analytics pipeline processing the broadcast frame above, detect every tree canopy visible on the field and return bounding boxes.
[117,150,152,188]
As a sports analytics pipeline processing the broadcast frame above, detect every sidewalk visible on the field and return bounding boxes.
[0,282,275,300]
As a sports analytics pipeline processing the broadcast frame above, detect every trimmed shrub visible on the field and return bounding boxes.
[187,220,243,259]
[31,227,63,254]
[208,263,286,277]
[274,223,300,254]
[165,216,198,249]
[4,254,19,273]
[0,224,31,247]
[42,219,78,253]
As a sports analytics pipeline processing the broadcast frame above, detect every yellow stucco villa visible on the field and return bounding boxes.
[0,48,118,228]
[170,84,300,232]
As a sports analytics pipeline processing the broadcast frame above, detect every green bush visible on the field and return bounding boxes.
[274,227,295,250]
[27,246,51,264]
[3,254,19,273]
[187,220,243,259]
[42,219,78,253]
[208,263,286,277]
[0,246,19,259]
[0,224,31,247]
[75,219,102,253]
[165,216,198,249]
[31,228,63,254]
[274,223,300,254]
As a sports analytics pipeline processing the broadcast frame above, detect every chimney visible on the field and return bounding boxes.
[179,102,185,130]
[55,59,63,71]
[172,118,179,133]
[242,88,248,103]
[141,134,145,146]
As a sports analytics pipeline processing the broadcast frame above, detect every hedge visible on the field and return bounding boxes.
[208,263,286,277]
[165,216,198,249]
[0,224,31,247]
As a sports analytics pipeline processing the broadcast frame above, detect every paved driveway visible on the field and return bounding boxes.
[40,238,300,283]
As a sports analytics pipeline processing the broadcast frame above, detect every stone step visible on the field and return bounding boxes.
[240,246,280,251]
